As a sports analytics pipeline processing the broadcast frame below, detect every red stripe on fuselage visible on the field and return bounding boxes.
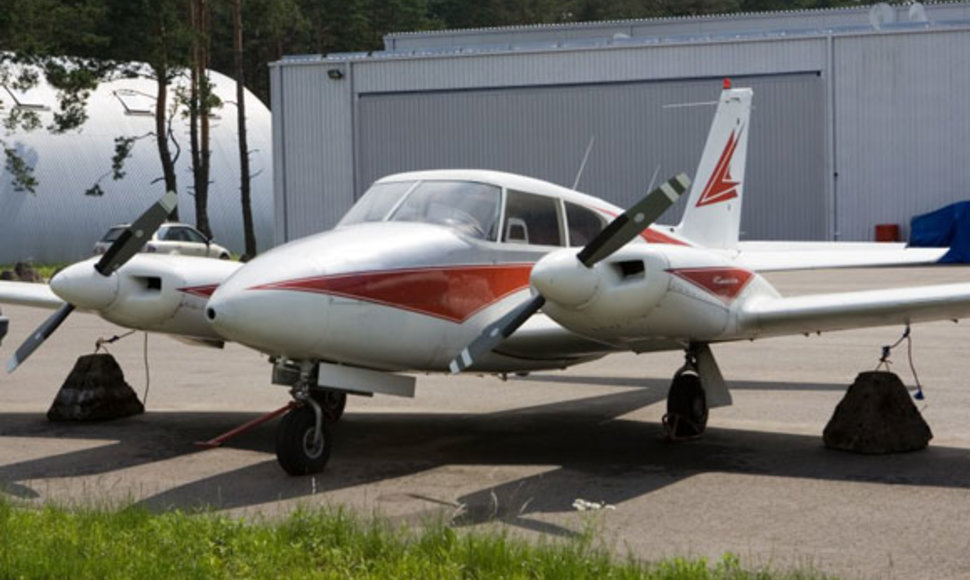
[178,284,220,298]
[641,228,690,246]
[592,207,691,247]
[668,267,754,303]
[251,264,534,323]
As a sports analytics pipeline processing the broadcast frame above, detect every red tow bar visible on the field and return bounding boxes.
[195,401,299,449]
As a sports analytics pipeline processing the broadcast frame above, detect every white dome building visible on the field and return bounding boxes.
[0,66,274,263]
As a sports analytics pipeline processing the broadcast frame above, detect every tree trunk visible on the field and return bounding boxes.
[189,0,212,239]
[153,62,179,222]
[233,0,256,259]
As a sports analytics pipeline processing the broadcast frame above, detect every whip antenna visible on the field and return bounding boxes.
[571,136,596,190]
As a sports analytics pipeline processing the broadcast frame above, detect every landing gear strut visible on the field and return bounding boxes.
[313,389,347,423]
[662,353,709,439]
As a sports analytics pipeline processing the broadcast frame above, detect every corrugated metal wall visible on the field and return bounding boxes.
[385,4,970,51]
[273,21,970,244]
[834,29,970,240]
[272,61,356,245]
[358,74,825,240]
[274,37,830,241]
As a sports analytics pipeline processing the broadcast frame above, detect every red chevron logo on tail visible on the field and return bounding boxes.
[695,127,744,207]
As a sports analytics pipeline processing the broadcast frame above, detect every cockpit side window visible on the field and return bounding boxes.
[338,181,416,227]
[503,190,563,247]
[565,202,607,247]
[389,181,501,241]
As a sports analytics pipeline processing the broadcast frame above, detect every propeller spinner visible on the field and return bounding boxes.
[449,173,690,374]
[6,192,177,373]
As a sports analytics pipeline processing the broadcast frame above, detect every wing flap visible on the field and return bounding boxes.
[741,283,970,338]
[0,281,64,310]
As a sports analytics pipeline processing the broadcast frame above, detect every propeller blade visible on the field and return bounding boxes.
[449,294,545,374]
[6,303,75,373]
[576,173,690,268]
[95,191,178,276]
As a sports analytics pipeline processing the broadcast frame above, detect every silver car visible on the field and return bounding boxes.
[93,222,231,259]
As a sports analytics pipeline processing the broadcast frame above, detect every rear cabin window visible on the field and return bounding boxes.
[565,202,607,247]
[502,190,563,246]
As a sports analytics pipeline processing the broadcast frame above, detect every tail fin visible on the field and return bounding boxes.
[675,86,753,249]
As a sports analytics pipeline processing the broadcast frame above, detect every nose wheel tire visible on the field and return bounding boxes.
[276,405,332,475]
[313,390,347,423]
[664,372,708,439]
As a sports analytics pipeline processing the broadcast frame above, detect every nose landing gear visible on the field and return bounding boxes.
[274,362,347,476]
[276,400,332,475]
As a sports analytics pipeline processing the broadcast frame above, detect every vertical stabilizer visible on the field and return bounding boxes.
[675,86,752,249]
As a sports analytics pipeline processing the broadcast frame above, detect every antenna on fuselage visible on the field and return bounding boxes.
[646,164,661,195]
[571,135,596,191]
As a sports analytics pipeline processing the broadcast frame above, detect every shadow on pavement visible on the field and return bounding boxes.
[2,378,968,539]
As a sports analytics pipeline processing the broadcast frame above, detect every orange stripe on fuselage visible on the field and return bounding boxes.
[252,264,534,323]
[593,207,691,246]
[668,267,754,303]
[177,284,220,298]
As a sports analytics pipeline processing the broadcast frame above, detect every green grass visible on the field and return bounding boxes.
[0,262,69,282]
[0,499,833,580]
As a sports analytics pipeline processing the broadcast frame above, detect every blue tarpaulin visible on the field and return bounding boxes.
[910,201,970,263]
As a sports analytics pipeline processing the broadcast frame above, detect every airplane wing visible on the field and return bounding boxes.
[739,282,970,338]
[733,241,947,272]
[0,281,64,310]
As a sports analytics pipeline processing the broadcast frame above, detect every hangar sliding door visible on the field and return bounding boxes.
[358,74,825,241]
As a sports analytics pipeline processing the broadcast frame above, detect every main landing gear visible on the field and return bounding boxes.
[662,344,731,440]
[663,369,708,439]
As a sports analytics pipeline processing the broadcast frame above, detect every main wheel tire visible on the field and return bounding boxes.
[666,372,708,438]
[312,389,347,423]
[276,405,332,475]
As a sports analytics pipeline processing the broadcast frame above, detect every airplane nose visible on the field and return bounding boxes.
[204,289,237,338]
[49,260,119,310]
[206,283,285,350]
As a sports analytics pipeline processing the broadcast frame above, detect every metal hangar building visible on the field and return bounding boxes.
[270,2,970,245]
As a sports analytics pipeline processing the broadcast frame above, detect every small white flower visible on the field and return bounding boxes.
[572,498,615,511]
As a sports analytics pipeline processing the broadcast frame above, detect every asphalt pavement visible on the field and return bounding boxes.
[3,266,970,579]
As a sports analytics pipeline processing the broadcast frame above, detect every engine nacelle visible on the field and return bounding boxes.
[533,245,672,335]
[50,254,240,340]
[101,265,186,328]
[533,245,754,343]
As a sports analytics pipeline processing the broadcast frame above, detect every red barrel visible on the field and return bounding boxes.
[874,224,900,242]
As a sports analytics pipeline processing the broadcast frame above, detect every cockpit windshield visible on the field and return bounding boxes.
[339,180,501,241]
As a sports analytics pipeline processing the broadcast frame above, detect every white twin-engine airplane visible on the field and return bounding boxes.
[0,84,962,475]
